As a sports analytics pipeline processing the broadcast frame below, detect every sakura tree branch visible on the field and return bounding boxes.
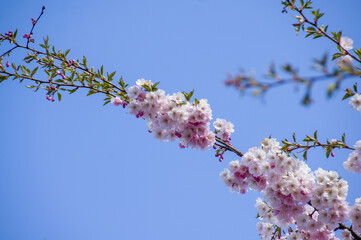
[336,223,361,240]
[281,132,354,159]
[0,69,116,97]
[225,56,358,105]
[15,43,127,94]
[26,6,45,48]
[306,202,361,240]
[282,0,361,65]
[215,136,244,157]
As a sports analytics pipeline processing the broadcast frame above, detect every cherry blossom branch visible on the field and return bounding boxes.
[281,132,354,160]
[0,69,116,97]
[336,223,361,240]
[225,56,358,105]
[215,136,244,157]
[282,0,361,65]
[14,43,127,94]
[306,201,361,240]
[26,6,45,48]
[0,7,45,59]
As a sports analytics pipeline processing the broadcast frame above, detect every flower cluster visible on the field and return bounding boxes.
[337,36,354,70]
[220,139,315,226]
[220,138,355,239]
[343,140,361,173]
[350,198,361,235]
[307,169,349,229]
[112,79,234,150]
[22,33,32,39]
[213,118,234,141]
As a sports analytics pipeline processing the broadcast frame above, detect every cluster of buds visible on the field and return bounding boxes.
[46,94,55,102]
[45,86,58,102]
[23,33,32,39]
[31,18,36,25]
[57,70,67,82]
[68,59,76,67]
[1,31,13,41]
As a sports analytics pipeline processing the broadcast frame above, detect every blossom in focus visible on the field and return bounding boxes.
[220,138,354,239]
[213,118,234,141]
[349,93,361,112]
[120,80,234,151]
[340,36,353,50]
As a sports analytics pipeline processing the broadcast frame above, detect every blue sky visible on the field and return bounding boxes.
[1,0,361,239]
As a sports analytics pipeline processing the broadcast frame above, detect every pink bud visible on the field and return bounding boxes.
[331,152,335,157]
[6,61,10,67]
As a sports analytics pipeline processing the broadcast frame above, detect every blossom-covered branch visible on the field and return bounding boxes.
[280,132,355,159]
[282,0,361,68]
[221,138,361,239]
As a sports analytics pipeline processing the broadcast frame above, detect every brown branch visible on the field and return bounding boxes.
[335,223,361,240]
[286,0,361,64]
[15,44,126,94]
[215,136,244,157]
[1,70,116,97]
[26,6,45,48]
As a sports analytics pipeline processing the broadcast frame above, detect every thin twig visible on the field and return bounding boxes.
[26,6,45,48]
[1,70,116,97]
[215,136,244,157]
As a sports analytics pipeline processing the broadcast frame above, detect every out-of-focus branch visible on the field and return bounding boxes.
[225,55,358,105]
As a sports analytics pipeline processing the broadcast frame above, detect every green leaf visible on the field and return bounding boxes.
[65,49,70,57]
[353,83,358,93]
[342,93,353,100]
[68,88,78,94]
[26,85,36,89]
[119,76,125,87]
[342,133,345,143]
[332,53,342,60]
[108,71,116,80]
[188,89,194,100]
[57,92,62,102]
[326,149,332,158]
[87,90,97,96]
[303,151,307,160]
[13,29,18,39]
[342,88,355,100]
[30,67,38,77]
[83,56,87,66]
[292,133,296,142]
[314,130,318,140]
